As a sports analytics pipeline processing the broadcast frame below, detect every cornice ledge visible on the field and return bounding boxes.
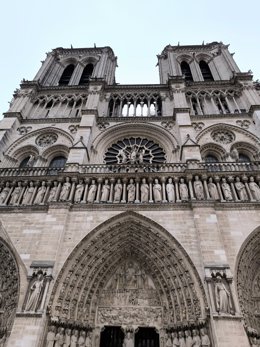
[3,111,23,120]
[249,104,260,116]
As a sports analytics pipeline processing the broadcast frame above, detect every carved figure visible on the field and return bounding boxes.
[47,326,56,347]
[130,146,138,164]
[25,271,45,311]
[70,329,79,347]
[178,331,186,347]
[194,176,204,200]
[54,327,65,347]
[85,332,91,347]
[22,181,34,205]
[166,333,172,347]
[179,178,189,202]
[166,178,175,202]
[123,332,134,347]
[48,181,58,202]
[171,332,180,347]
[192,330,201,347]
[140,178,149,202]
[10,181,22,205]
[0,182,11,204]
[214,276,232,314]
[114,179,122,203]
[234,177,248,201]
[249,176,260,200]
[34,181,46,204]
[117,149,127,164]
[200,329,210,347]
[78,331,86,347]
[87,180,97,203]
[127,178,136,202]
[185,330,193,347]
[26,154,35,167]
[153,178,162,202]
[208,178,219,200]
[100,179,110,202]
[138,148,145,164]
[74,180,84,203]
[60,177,71,201]
[64,328,71,347]
[221,178,233,201]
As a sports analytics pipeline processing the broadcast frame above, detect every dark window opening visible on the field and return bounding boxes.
[205,154,219,163]
[181,61,193,81]
[79,64,94,85]
[238,153,250,162]
[19,156,30,168]
[49,156,67,168]
[199,60,214,81]
[59,64,75,85]
[135,327,159,347]
[100,326,124,347]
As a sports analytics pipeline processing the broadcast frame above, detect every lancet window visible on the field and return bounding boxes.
[79,63,94,85]
[180,61,193,81]
[199,61,214,81]
[58,64,75,85]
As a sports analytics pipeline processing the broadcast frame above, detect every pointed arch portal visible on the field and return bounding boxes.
[49,212,207,334]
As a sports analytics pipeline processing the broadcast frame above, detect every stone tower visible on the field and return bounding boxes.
[0,42,260,347]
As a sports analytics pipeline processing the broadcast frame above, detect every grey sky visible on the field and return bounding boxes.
[1,0,259,117]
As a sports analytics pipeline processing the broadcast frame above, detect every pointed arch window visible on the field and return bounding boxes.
[58,64,75,85]
[181,61,193,81]
[199,61,214,81]
[79,64,94,85]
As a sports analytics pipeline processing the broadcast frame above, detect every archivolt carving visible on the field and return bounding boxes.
[200,143,227,160]
[49,212,207,328]
[11,145,39,162]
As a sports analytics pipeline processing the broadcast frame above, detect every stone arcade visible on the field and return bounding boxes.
[0,42,260,347]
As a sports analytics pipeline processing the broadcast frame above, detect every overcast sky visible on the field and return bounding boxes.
[1,0,259,118]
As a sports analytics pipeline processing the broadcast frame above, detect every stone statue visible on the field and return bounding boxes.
[74,180,84,203]
[230,148,239,161]
[34,181,46,204]
[153,178,162,202]
[46,325,56,347]
[70,329,79,347]
[0,182,11,204]
[64,328,71,347]
[54,327,65,347]
[87,180,97,203]
[130,146,138,164]
[166,178,175,202]
[60,177,71,201]
[78,331,86,347]
[26,154,35,167]
[249,176,260,200]
[123,332,134,347]
[185,330,193,347]
[194,176,204,200]
[114,179,123,203]
[85,332,92,347]
[100,179,110,203]
[178,331,186,347]
[25,271,45,311]
[214,275,232,314]
[117,149,127,164]
[10,181,22,205]
[138,148,145,164]
[208,177,219,200]
[127,178,136,202]
[179,178,189,202]
[192,329,201,347]
[48,181,58,202]
[234,177,248,201]
[22,181,34,205]
[140,178,149,203]
[200,329,210,347]
[221,178,233,201]
[171,332,180,347]
[165,333,172,347]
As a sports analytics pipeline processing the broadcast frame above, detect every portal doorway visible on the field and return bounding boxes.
[100,326,124,347]
[135,327,159,347]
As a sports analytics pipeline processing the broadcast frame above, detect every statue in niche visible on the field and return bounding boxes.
[179,178,189,202]
[221,178,233,201]
[178,331,186,347]
[208,177,219,200]
[230,148,239,161]
[78,331,86,347]
[70,329,79,347]
[200,329,210,347]
[34,181,46,204]
[87,180,97,203]
[140,178,149,202]
[0,182,11,204]
[64,328,71,347]
[171,332,179,347]
[74,180,84,203]
[165,333,172,347]
[114,179,122,203]
[59,177,71,201]
[166,177,175,202]
[85,332,92,347]
[22,181,34,205]
[25,270,45,312]
[123,332,134,347]
[214,276,232,314]
[54,327,65,347]
[127,178,135,202]
[46,326,56,347]
[185,330,193,347]
[26,154,35,167]
[100,179,110,203]
[192,329,201,347]
[48,181,58,202]
[117,149,127,164]
[193,176,204,200]
[10,181,22,205]
[249,176,260,200]
[153,178,162,202]
[234,177,248,201]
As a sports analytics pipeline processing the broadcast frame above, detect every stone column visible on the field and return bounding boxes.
[108,178,115,203]
[174,177,181,202]
[187,175,195,200]
[228,176,238,201]
[121,178,127,203]
[135,178,140,203]
[215,176,224,202]
[69,178,77,202]
[202,174,210,200]
[161,177,167,203]
[82,178,90,203]
[94,178,103,203]
[148,177,154,203]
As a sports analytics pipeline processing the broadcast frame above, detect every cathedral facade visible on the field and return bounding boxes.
[0,42,260,347]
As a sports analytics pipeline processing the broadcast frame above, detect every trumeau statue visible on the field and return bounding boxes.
[25,271,45,312]
[179,178,189,202]
[127,178,136,202]
[114,178,123,202]
[74,180,84,203]
[100,179,110,202]
[208,177,219,200]
[34,181,46,204]
[214,275,232,314]
[193,175,204,200]
[221,178,233,201]
[60,177,71,202]
[153,178,162,202]
[166,178,175,202]
[123,332,134,347]
[140,178,149,202]
[249,176,260,200]
[234,177,248,201]
[87,180,97,203]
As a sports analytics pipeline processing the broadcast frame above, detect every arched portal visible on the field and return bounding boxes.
[48,212,208,343]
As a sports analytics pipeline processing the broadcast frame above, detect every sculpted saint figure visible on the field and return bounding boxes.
[166,333,172,347]
[208,178,219,200]
[25,272,45,311]
[74,180,84,203]
[64,328,71,347]
[26,154,35,167]
[200,329,210,347]
[22,181,34,205]
[130,146,138,164]
[192,330,201,347]
[0,182,11,204]
[78,331,86,347]
[10,181,22,205]
[114,179,123,203]
[185,330,193,347]
[87,180,97,203]
[171,332,180,347]
[234,177,248,201]
[70,330,79,347]
[127,178,136,202]
[48,181,58,202]
[166,178,175,202]
[54,328,65,347]
[179,178,189,202]
[117,149,127,164]
[214,276,232,314]
[123,332,134,347]
[100,179,110,203]
[194,176,204,200]
[47,326,56,347]
[60,177,71,201]
[85,332,91,347]
[221,178,233,201]
[249,176,260,200]
[178,331,186,347]
[141,178,149,203]
[153,178,162,202]
[34,181,46,204]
